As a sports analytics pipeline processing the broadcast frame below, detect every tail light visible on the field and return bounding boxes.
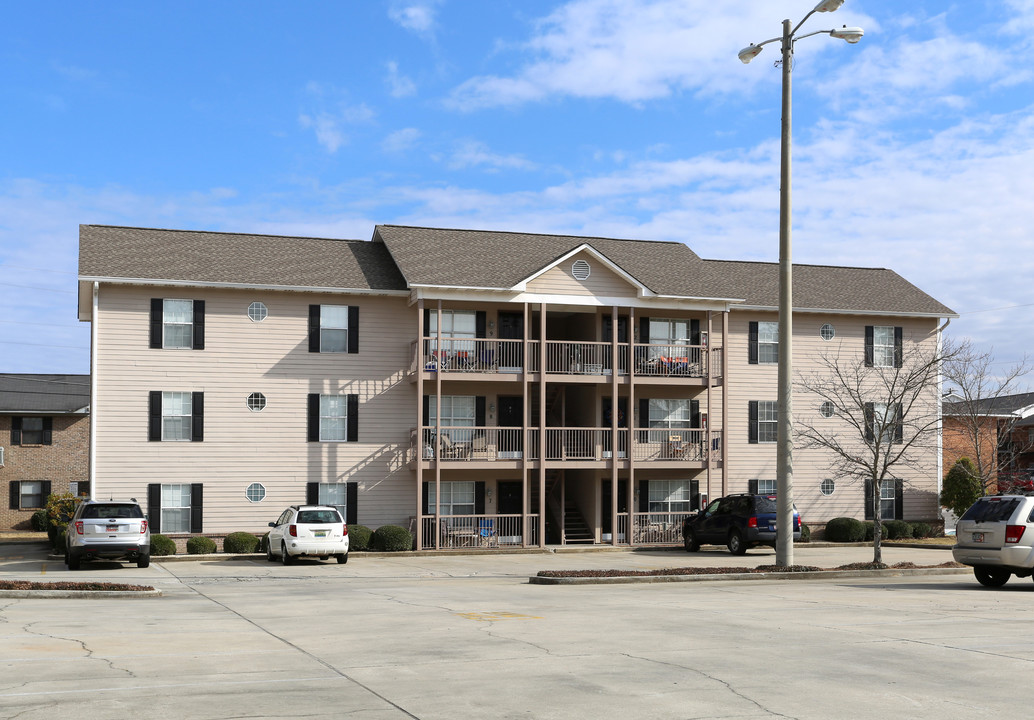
[748,516,758,529]
[74,521,84,535]
[1005,525,1025,544]
[343,524,349,536]
[140,520,148,534]
[289,524,297,537]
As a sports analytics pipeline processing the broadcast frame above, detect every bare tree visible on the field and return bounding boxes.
[795,336,950,564]
[941,338,1033,493]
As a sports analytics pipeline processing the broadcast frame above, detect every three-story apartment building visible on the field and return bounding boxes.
[78,224,955,546]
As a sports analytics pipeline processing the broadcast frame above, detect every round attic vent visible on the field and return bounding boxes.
[572,259,591,280]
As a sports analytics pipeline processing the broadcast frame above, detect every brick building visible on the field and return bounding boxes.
[1,374,90,531]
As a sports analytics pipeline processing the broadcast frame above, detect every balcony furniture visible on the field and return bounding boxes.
[478,519,498,547]
[668,435,687,460]
[439,433,469,459]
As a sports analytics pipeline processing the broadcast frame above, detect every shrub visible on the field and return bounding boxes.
[825,517,865,542]
[863,521,889,541]
[884,520,912,540]
[348,524,372,551]
[30,509,49,532]
[223,532,260,554]
[372,524,412,552]
[911,522,933,539]
[941,457,982,519]
[799,523,811,543]
[45,492,80,549]
[186,536,217,554]
[150,534,177,556]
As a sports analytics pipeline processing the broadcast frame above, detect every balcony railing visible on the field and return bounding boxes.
[630,511,692,545]
[633,343,708,378]
[415,426,722,464]
[420,514,539,549]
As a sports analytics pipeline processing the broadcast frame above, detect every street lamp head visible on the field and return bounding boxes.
[814,0,845,11]
[738,44,763,64]
[830,25,864,43]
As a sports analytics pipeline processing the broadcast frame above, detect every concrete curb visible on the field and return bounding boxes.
[0,588,163,599]
[529,566,971,585]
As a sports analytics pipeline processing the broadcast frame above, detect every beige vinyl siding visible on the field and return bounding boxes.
[527,255,637,298]
[92,285,418,534]
[725,312,942,523]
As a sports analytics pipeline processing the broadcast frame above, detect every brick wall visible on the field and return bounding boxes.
[942,415,998,490]
[1,414,90,531]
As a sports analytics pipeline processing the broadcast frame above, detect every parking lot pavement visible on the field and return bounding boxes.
[4,542,1017,720]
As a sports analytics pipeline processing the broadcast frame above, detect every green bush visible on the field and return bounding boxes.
[884,520,912,540]
[186,536,217,554]
[372,524,412,552]
[863,521,890,541]
[941,457,982,519]
[825,517,865,542]
[911,522,933,539]
[150,534,177,556]
[799,523,811,543]
[348,524,372,551]
[223,532,260,554]
[30,509,49,532]
[45,492,80,549]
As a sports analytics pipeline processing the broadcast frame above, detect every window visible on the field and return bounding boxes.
[148,391,204,442]
[648,480,691,514]
[429,395,476,444]
[880,480,897,520]
[247,392,266,412]
[150,298,204,350]
[749,401,778,443]
[248,302,268,322]
[246,483,266,503]
[820,401,835,418]
[309,305,359,354]
[307,394,358,443]
[647,399,692,442]
[161,484,192,533]
[821,479,836,496]
[70,481,90,498]
[426,481,476,516]
[649,318,691,357]
[866,325,902,368]
[427,309,478,356]
[318,483,347,518]
[20,481,44,509]
[11,417,51,445]
[757,321,778,364]
[866,402,902,445]
[755,479,777,495]
[820,323,836,341]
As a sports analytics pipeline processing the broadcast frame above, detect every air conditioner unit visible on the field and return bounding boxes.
[0,447,5,466]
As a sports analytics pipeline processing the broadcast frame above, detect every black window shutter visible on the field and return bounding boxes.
[423,309,431,336]
[423,395,430,426]
[346,395,359,442]
[691,319,700,346]
[894,327,903,368]
[42,417,53,445]
[864,326,874,367]
[307,394,320,442]
[864,403,875,443]
[148,392,162,442]
[346,482,358,525]
[191,392,204,442]
[894,403,904,443]
[475,397,486,427]
[192,300,205,350]
[307,482,319,505]
[639,317,651,343]
[148,483,162,533]
[748,322,759,364]
[690,479,700,511]
[638,398,649,442]
[150,299,163,349]
[748,479,759,495]
[347,306,359,354]
[40,481,52,503]
[422,482,429,515]
[11,416,21,445]
[638,480,650,513]
[308,305,321,353]
[189,483,203,533]
[864,479,873,520]
[691,400,700,428]
[894,479,904,521]
[9,481,18,510]
[748,401,759,444]
[475,311,487,339]
[475,481,486,514]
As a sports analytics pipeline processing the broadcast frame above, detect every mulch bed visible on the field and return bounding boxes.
[536,561,965,578]
[0,580,155,592]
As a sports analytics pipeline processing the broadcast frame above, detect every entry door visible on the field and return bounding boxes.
[497,312,524,369]
[498,396,523,458]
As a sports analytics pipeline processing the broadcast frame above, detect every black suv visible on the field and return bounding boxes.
[682,494,801,555]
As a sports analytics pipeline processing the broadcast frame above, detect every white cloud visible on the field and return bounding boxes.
[299,84,376,153]
[383,127,422,153]
[389,1,439,35]
[386,61,417,98]
[446,140,537,171]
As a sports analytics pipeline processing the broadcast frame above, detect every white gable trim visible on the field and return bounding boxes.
[513,244,652,296]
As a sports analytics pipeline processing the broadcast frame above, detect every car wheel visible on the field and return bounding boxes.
[280,543,293,566]
[137,554,150,569]
[684,530,700,553]
[337,552,348,564]
[68,552,81,571]
[266,542,277,563]
[727,530,747,556]
[974,566,1010,587]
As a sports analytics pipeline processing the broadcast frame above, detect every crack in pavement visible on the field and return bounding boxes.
[20,620,137,679]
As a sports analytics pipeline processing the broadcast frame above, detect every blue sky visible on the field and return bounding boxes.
[2,1,1032,385]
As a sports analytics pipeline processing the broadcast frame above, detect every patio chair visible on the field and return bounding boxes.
[478,518,498,547]
[668,434,687,460]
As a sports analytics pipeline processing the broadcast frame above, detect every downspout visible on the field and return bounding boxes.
[89,282,98,500]
[936,317,951,508]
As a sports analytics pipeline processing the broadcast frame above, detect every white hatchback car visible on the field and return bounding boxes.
[952,494,1034,587]
[267,505,349,565]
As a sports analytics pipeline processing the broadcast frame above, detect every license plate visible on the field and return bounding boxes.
[973,532,985,543]
[769,524,777,531]
[106,525,120,532]
[314,531,327,538]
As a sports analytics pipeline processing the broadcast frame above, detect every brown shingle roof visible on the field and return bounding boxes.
[79,225,407,292]
[0,374,90,414]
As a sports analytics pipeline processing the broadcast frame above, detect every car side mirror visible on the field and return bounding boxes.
[268,522,276,528]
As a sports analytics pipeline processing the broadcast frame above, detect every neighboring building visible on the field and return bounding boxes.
[1,374,90,531]
[943,392,1034,491]
[78,224,955,546]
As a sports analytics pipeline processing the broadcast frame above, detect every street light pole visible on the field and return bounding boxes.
[738,2,863,568]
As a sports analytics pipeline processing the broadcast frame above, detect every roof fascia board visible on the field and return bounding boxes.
[79,277,410,297]
[412,286,732,312]
[512,244,651,294]
[731,305,959,319]
[410,284,742,306]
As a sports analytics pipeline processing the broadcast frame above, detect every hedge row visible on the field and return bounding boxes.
[825,517,938,542]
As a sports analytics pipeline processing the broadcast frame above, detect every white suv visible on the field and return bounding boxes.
[267,505,349,565]
[952,494,1034,587]
[65,499,150,570]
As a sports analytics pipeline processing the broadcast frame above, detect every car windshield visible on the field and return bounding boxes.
[82,504,143,519]
[960,497,1022,523]
[297,510,341,524]
[755,496,777,513]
